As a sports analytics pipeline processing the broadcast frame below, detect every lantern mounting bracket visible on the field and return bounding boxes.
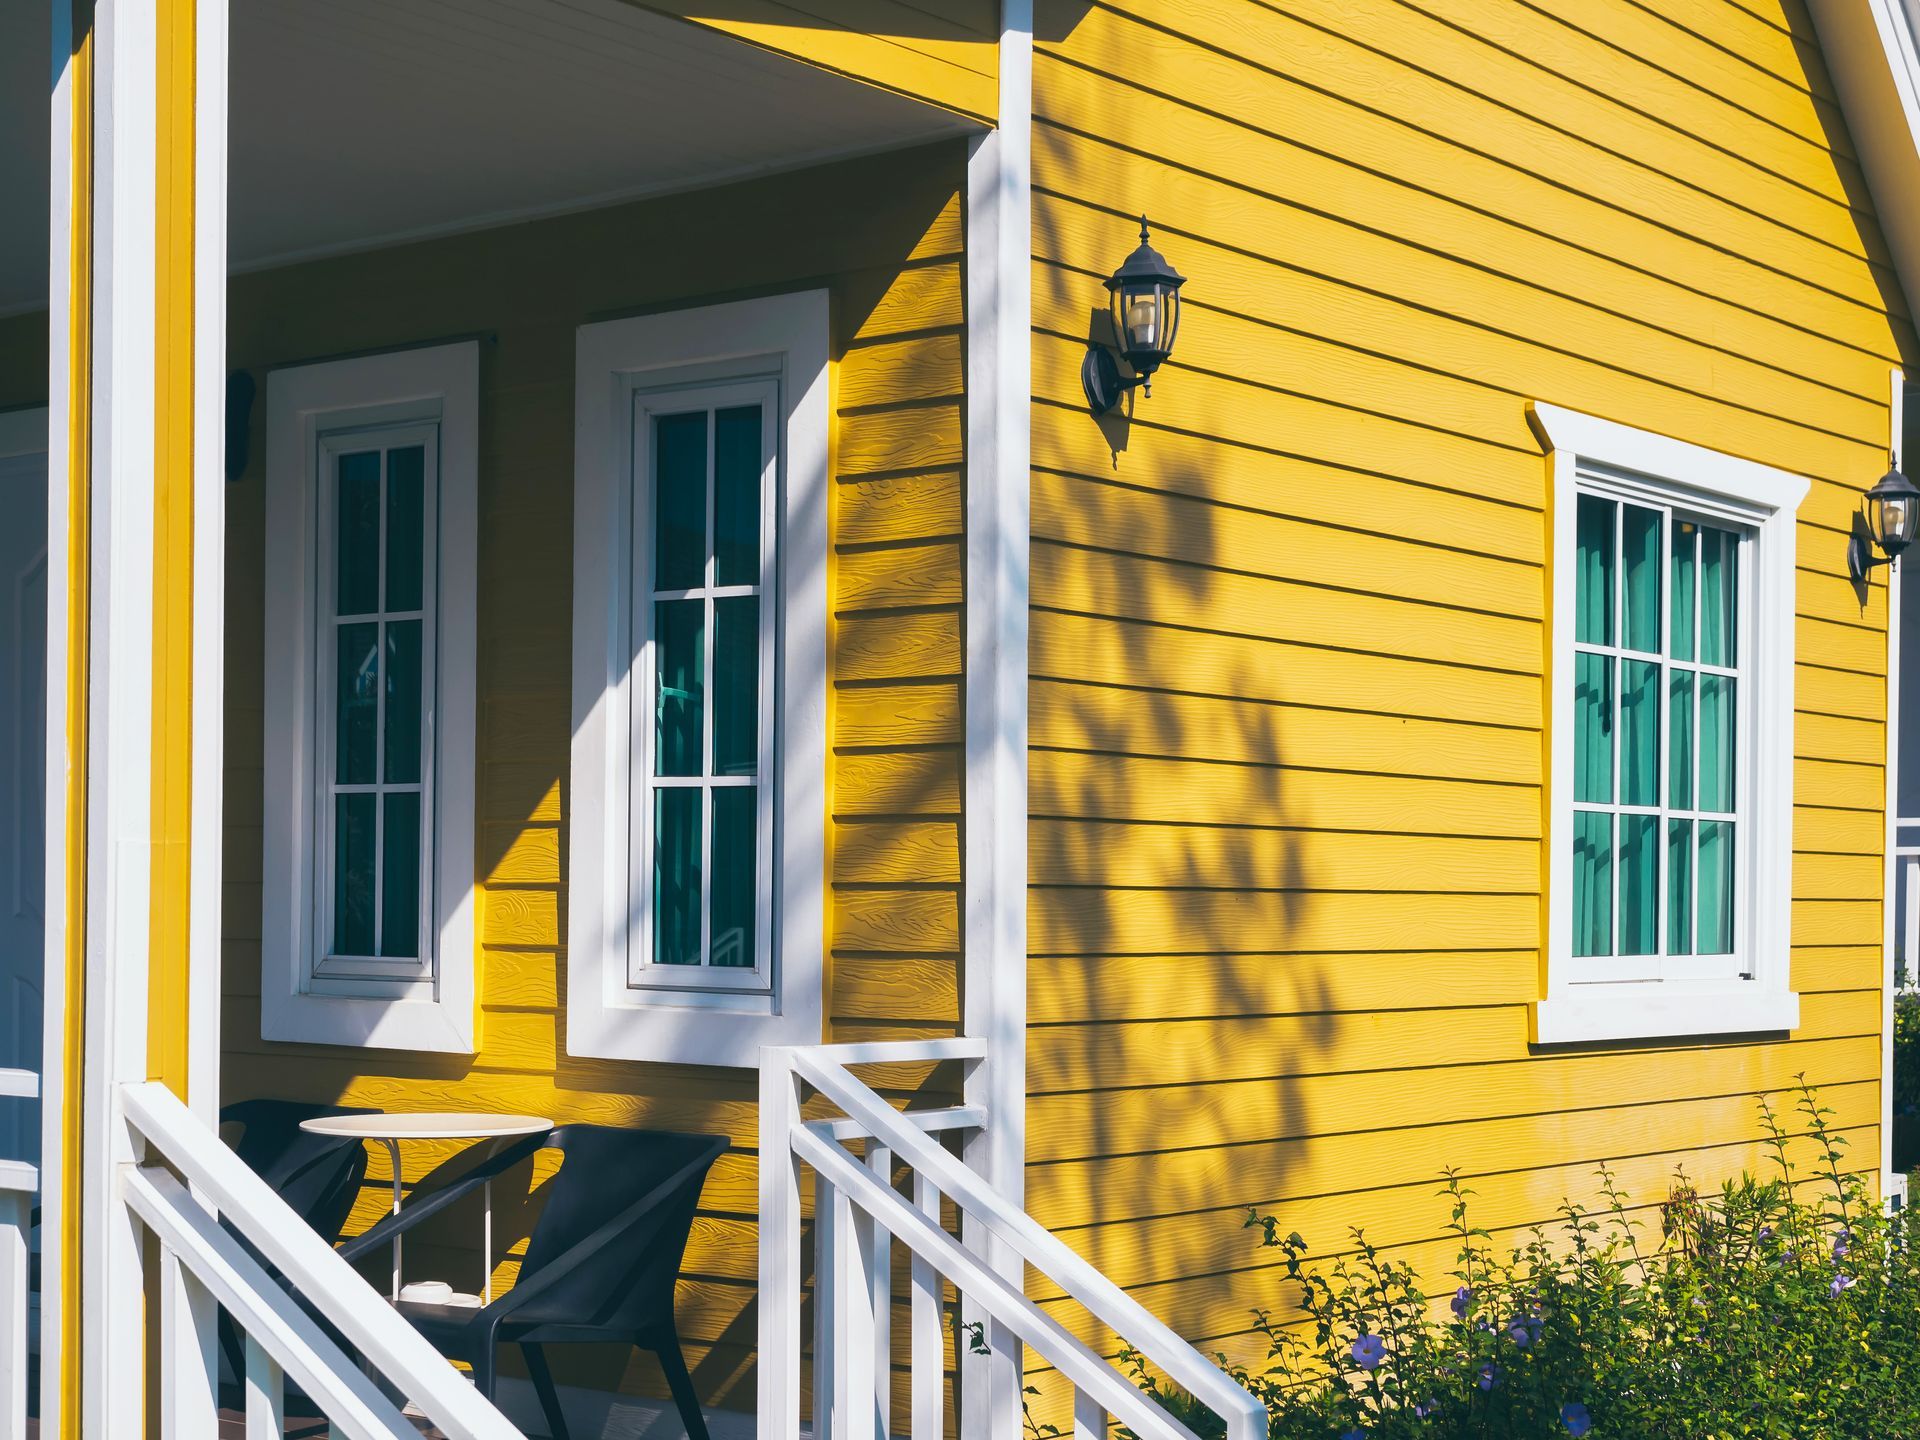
[1081,345,1148,416]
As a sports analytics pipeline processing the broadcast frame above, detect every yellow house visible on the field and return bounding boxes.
[1,0,1918,1433]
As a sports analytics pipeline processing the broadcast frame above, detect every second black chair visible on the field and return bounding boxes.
[338,1123,729,1440]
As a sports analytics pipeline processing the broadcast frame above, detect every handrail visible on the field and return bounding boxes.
[789,1046,1268,1440]
[791,1121,1196,1440]
[121,1080,524,1440]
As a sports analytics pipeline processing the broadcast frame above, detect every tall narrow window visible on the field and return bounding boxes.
[316,431,437,979]
[262,343,479,1054]
[570,293,828,1066]
[631,391,777,991]
[1533,403,1802,1046]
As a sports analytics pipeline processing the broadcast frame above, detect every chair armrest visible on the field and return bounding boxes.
[337,1131,550,1264]
[480,1136,729,1323]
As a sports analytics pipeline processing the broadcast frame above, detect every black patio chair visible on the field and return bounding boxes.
[338,1124,729,1440]
[216,1098,374,1384]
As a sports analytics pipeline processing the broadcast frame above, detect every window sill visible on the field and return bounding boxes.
[565,988,817,1067]
[262,989,474,1054]
[1534,983,1800,1046]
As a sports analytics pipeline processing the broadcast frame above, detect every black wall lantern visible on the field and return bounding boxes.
[1082,217,1186,416]
[1848,461,1920,583]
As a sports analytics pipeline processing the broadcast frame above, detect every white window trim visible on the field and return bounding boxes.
[570,292,828,1065]
[261,342,479,1053]
[1530,402,1806,1046]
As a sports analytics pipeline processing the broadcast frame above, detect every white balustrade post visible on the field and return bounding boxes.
[244,1335,286,1439]
[0,1181,29,1440]
[867,1141,893,1438]
[1073,1387,1107,1440]
[159,1248,220,1440]
[814,1173,839,1440]
[758,1047,805,1440]
[910,1170,943,1440]
[836,1182,879,1440]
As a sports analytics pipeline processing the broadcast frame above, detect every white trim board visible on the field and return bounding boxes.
[1883,367,1904,1189]
[568,291,829,1066]
[260,341,480,1054]
[1529,402,1807,1047]
[495,1376,769,1440]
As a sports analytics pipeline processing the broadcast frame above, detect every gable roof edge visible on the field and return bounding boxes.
[1811,0,1920,333]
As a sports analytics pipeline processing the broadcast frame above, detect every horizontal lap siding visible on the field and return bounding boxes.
[218,144,968,1413]
[1025,0,1900,1372]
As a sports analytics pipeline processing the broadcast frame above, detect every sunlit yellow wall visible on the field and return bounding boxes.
[634,0,999,122]
[218,142,967,1410]
[1025,0,1904,1383]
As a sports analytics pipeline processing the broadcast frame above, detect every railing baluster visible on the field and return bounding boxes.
[867,1141,893,1438]
[1074,1387,1108,1440]
[244,1335,286,1439]
[839,1181,880,1440]
[815,1172,839,1440]
[0,1179,28,1440]
[159,1249,220,1439]
[910,1169,943,1440]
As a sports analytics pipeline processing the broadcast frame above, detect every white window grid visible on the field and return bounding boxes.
[627,379,779,995]
[310,422,440,987]
[1567,482,1754,986]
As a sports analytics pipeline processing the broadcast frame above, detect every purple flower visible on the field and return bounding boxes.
[1561,1402,1593,1437]
[1508,1320,1532,1349]
[1451,1286,1472,1319]
[1833,1229,1852,1261]
[1340,1431,1365,1440]
[1351,1333,1386,1370]
[1831,1274,1856,1297]
[1757,1225,1774,1243]
[1477,1362,1502,1392]
[1414,1399,1439,1420]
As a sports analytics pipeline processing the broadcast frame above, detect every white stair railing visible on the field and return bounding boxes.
[0,1066,35,1440]
[120,1080,527,1440]
[759,1040,1267,1440]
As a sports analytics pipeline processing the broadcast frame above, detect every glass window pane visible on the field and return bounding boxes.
[654,600,704,777]
[1699,674,1736,813]
[1669,521,1696,662]
[1619,813,1658,956]
[714,596,759,777]
[1622,505,1661,654]
[335,621,379,784]
[714,405,762,588]
[332,792,376,957]
[1701,526,1738,667]
[1667,818,1694,956]
[1667,669,1695,810]
[383,620,422,784]
[379,792,420,959]
[1573,811,1613,958]
[711,786,757,969]
[654,412,707,592]
[653,787,702,966]
[1575,495,1615,646]
[1697,820,1735,955]
[1574,652,1614,804]
[1621,659,1660,807]
[385,445,425,612]
[336,450,381,615]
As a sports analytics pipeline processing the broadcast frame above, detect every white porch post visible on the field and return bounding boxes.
[963,0,1032,1434]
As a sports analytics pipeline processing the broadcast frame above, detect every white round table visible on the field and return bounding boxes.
[300,1111,552,1302]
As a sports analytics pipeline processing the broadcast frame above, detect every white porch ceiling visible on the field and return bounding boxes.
[0,0,978,312]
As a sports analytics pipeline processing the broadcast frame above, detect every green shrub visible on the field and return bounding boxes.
[1122,1082,1920,1439]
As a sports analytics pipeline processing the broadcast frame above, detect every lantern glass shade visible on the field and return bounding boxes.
[1103,218,1186,379]
[1112,279,1180,365]
[1866,467,1920,557]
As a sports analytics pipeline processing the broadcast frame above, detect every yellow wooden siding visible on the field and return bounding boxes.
[216,143,967,1411]
[1025,0,1903,1377]
[631,0,998,123]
